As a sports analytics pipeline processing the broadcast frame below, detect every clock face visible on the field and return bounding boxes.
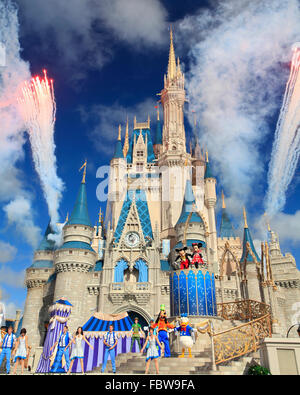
[125,232,140,248]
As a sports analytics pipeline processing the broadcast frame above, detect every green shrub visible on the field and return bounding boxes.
[247,364,271,375]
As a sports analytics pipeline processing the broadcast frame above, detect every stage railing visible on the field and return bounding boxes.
[217,299,271,321]
[212,299,272,365]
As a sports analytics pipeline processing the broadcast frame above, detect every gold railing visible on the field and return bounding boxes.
[217,299,271,321]
[212,313,272,364]
[212,299,272,365]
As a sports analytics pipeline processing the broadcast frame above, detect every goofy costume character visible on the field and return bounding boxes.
[191,243,205,269]
[175,247,192,270]
[175,315,196,358]
[153,305,174,358]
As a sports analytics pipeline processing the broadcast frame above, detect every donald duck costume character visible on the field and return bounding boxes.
[175,314,196,358]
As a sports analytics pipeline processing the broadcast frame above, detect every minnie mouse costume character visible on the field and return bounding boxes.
[175,247,192,270]
[191,243,204,269]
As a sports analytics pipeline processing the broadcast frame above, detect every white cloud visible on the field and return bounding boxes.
[17,0,168,78]
[0,265,25,288]
[266,211,300,245]
[177,0,300,213]
[0,241,17,263]
[79,98,157,156]
[98,0,168,48]
[3,196,41,248]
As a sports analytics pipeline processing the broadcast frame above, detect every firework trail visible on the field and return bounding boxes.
[265,43,300,216]
[18,70,64,236]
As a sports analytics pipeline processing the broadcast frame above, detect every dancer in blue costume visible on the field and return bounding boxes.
[66,327,93,375]
[101,324,118,374]
[12,328,29,375]
[50,326,71,373]
[141,327,163,374]
[0,326,16,374]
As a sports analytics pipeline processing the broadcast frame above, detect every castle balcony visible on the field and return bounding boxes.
[109,282,152,306]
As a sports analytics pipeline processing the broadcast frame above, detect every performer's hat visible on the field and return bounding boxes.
[175,246,188,253]
[181,313,188,318]
[192,242,203,248]
[160,304,166,311]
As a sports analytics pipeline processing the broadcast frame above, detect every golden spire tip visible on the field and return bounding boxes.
[79,159,87,184]
[221,190,226,209]
[118,124,121,141]
[243,207,248,228]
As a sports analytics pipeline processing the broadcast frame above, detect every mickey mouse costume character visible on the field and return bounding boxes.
[175,247,192,270]
[191,243,204,269]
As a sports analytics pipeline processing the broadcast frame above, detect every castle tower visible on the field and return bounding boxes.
[204,153,218,273]
[240,208,262,301]
[160,28,186,155]
[23,222,56,349]
[53,166,96,332]
[107,125,127,230]
[159,29,191,237]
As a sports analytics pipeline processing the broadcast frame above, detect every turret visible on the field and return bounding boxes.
[240,208,262,301]
[175,179,207,253]
[53,163,96,332]
[219,191,235,239]
[204,152,218,272]
[23,222,56,349]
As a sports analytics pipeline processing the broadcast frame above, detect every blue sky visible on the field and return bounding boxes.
[0,0,299,317]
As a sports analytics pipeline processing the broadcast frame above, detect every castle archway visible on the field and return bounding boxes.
[112,304,152,329]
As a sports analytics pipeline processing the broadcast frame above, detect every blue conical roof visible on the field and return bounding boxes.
[176,180,203,225]
[220,208,236,238]
[67,182,92,227]
[37,222,56,251]
[240,226,260,263]
[204,160,214,179]
[155,119,162,145]
[113,139,124,159]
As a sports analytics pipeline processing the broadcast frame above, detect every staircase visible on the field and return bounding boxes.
[89,343,259,376]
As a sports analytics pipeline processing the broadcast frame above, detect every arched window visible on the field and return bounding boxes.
[134,259,148,282]
[114,259,128,283]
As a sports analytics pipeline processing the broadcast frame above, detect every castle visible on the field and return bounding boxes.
[22,30,300,361]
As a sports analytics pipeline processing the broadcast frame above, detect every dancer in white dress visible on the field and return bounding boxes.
[141,327,163,374]
[65,327,93,374]
[12,328,29,375]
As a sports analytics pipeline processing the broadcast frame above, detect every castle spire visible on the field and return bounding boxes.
[240,207,260,263]
[219,191,235,238]
[204,151,214,179]
[113,124,124,158]
[167,26,177,80]
[67,170,92,227]
[123,117,129,158]
[221,190,226,209]
[243,207,248,228]
[79,159,87,184]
